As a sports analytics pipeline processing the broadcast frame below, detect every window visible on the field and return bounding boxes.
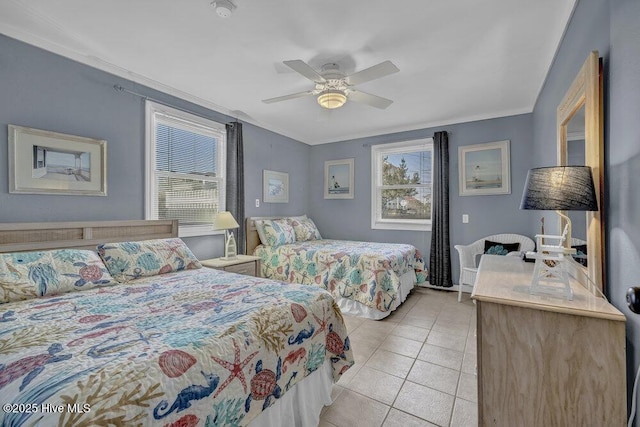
[145,101,226,237]
[371,138,433,231]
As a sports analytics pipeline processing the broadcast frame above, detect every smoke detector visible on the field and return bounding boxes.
[212,0,236,18]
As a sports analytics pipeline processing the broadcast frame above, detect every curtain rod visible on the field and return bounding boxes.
[113,84,238,124]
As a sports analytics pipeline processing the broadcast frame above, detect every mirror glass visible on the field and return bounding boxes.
[565,104,588,266]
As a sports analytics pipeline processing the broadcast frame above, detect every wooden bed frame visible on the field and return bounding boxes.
[0,219,178,253]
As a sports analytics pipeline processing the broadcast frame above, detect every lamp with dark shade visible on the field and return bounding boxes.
[520,166,598,247]
[520,166,598,299]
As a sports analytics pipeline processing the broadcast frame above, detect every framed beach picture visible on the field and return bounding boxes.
[263,169,289,203]
[324,158,354,199]
[8,125,107,196]
[458,140,510,196]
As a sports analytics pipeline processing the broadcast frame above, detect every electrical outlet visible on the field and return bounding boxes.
[255,199,260,208]
[462,214,469,223]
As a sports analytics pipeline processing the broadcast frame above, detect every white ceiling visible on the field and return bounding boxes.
[0,0,576,145]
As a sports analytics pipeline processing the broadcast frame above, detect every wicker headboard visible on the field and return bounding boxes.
[0,219,178,253]
[245,215,305,255]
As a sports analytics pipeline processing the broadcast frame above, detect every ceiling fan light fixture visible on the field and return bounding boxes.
[317,90,347,109]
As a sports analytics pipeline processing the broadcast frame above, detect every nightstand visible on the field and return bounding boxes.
[200,254,261,277]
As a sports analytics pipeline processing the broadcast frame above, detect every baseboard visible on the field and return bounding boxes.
[418,282,466,292]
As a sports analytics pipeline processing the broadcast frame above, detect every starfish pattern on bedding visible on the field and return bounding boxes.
[281,248,297,263]
[312,306,327,339]
[164,240,188,257]
[319,258,337,270]
[211,339,258,399]
[366,267,389,277]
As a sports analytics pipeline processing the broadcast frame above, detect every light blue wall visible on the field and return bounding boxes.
[0,35,310,259]
[532,0,640,416]
[243,122,310,220]
[608,0,640,416]
[309,114,537,283]
[531,0,610,235]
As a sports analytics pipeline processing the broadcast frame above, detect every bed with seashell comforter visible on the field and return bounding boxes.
[255,239,426,318]
[248,216,428,320]
[0,221,353,427]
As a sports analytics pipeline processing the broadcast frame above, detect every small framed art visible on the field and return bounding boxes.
[263,169,289,203]
[324,158,354,199]
[458,140,510,196]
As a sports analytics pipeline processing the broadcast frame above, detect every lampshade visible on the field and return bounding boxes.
[213,211,239,230]
[317,90,347,109]
[520,166,598,211]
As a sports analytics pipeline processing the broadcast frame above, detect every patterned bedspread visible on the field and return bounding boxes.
[254,239,426,312]
[0,268,353,426]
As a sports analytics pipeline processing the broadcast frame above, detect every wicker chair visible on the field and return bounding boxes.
[454,233,535,302]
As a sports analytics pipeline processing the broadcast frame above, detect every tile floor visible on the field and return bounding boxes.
[318,287,478,427]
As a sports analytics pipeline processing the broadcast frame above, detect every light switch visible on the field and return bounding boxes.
[255,199,260,208]
[462,214,469,223]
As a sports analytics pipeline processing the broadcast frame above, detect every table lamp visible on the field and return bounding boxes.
[213,211,240,260]
[520,166,598,246]
[520,166,598,299]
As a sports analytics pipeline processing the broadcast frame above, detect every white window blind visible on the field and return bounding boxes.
[146,101,226,236]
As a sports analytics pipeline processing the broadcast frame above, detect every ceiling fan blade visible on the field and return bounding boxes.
[283,60,326,83]
[345,60,399,86]
[347,90,394,109]
[262,90,315,104]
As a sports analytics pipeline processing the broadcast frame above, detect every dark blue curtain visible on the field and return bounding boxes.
[429,131,452,287]
[226,122,245,254]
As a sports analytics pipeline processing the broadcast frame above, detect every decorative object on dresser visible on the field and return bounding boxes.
[520,166,598,299]
[458,140,510,196]
[472,255,625,426]
[200,254,261,277]
[527,225,575,299]
[324,158,354,199]
[263,169,289,203]
[454,233,534,302]
[8,125,107,196]
[213,211,240,259]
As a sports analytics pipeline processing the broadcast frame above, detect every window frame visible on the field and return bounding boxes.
[371,138,433,231]
[145,101,227,237]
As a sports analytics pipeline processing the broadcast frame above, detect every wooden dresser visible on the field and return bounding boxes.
[472,255,626,426]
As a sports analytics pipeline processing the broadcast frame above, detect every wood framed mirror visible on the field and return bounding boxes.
[557,51,604,294]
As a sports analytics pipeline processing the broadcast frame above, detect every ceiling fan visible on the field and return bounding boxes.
[262,60,399,110]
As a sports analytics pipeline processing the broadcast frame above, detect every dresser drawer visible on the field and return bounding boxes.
[224,261,257,276]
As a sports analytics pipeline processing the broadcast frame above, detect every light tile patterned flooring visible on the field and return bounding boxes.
[319,287,478,427]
